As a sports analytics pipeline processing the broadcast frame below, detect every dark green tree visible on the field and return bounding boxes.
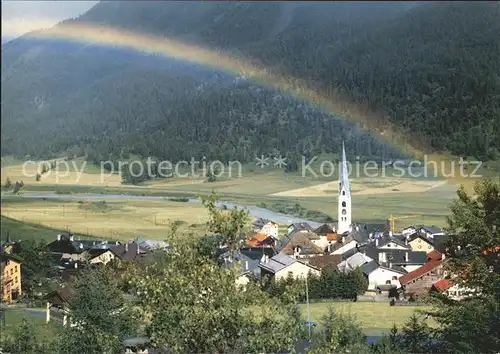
[15,240,58,300]
[55,266,139,354]
[429,179,500,353]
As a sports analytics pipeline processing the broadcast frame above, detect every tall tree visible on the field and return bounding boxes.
[55,266,139,354]
[429,179,500,353]
[14,240,58,300]
[201,191,250,253]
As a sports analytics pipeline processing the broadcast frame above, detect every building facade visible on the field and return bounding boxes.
[1,254,22,304]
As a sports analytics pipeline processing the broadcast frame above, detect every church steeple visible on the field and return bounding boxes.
[339,141,351,196]
[338,141,352,234]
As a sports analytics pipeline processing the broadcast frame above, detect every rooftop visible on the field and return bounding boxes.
[399,259,444,285]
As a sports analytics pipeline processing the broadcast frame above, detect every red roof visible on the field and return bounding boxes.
[483,246,500,255]
[433,278,452,291]
[399,260,443,285]
[427,250,442,261]
[254,233,270,241]
[247,234,274,247]
[326,233,338,241]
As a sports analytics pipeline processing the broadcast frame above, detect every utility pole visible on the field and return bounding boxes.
[305,275,311,343]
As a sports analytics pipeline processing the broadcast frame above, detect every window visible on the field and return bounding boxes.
[342,209,347,215]
[342,191,345,195]
[15,277,18,283]
[342,201,346,207]
[15,266,17,272]
[418,245,422,249]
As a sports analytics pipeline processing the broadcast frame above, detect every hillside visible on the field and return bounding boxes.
[2,1,499,163]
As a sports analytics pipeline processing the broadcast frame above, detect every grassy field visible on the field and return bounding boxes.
[1,308,60,342]
[0,215,98,243]
[1,197,208,240]
[298,301,435,333]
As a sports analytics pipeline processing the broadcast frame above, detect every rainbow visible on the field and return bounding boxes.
[25,22,475,186]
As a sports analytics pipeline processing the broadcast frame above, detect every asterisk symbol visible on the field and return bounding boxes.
[274,155,287,168]
[255,155,269,168]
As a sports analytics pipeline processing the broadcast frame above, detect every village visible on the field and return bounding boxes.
[0,145,475,354]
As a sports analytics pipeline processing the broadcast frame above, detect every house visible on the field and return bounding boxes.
[259,221,280,239]
[399,258,446,297]
[308,232,331,250]
[259,252,320,281]
[44,285,76,326]
[246,233,276,248]
[1,253,22,304]
[376,235,411,251]
[361,260,406,292]
[307,254,342,270]
[407,234,435,253]
[84,248,116,265]
[47,233,116,261]
[417,225,445,239]
[377,250,428,272]
[252,218,271,231]
[337,252,373,273]
[277,231,324,259]
[287,222,314,236]
[109,242,152,262]
[221,251,261,290]
[314,224,336,235]
[430,278,474,301]
[401,226,418,237]
[134,237,170,251]
[329,236,357,256]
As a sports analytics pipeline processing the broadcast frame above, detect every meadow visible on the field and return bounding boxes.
[298,301,435,334]
[1,308,60,341]
[1,197,208,241]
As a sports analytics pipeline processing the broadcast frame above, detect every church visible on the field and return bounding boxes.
[337,142,352,235]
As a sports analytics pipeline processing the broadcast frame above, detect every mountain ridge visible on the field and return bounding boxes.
[1,1,499,165]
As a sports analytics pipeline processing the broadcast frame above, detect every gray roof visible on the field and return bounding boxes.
[361,260,380,275]
[377,236,410,249]
[259,252,297,273]
[288,222,314,233]
[313,224,335,235]
[338,252,373,273]
[419,225,443,234]
[109,242,152,262]
[222,250,262,277]
[135,238,170,251]
[252,218,271,227]
[379,264,407,275]
[385,250,428,265]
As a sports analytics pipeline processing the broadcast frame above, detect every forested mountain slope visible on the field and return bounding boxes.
[2,1,499,163]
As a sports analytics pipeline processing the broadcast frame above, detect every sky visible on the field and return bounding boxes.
[1,0,98,42]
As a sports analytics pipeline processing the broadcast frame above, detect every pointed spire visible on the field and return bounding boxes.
[339,141,351,196]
